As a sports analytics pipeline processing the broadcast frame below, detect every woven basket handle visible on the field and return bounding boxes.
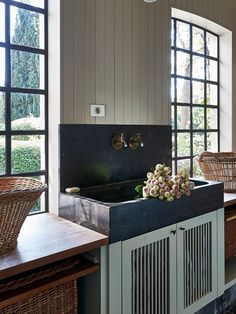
[198,152,219,162]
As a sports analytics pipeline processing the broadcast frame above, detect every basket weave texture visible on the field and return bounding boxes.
[197,152,236,193]
[0,177,47,255]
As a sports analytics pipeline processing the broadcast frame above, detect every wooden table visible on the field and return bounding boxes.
[0,213,108,280]
[224,193,236,207]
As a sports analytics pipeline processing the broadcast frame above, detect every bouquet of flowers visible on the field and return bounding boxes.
[135,164,191,202]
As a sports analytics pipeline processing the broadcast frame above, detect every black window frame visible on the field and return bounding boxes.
[0,0,48,213]
[171,17,220,176]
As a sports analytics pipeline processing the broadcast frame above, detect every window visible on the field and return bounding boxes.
[0,0,48,212]
[171,18,219,176]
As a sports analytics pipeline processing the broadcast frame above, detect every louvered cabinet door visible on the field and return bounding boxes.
[177,211,217,314]
[122,225,177,314]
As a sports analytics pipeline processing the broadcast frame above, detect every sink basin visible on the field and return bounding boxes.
[79,179,143,203]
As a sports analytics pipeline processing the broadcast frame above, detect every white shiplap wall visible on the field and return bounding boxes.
[61,0,236,146]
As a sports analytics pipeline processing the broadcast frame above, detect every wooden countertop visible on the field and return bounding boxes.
[0,213,108,281]
[224,193,236,207]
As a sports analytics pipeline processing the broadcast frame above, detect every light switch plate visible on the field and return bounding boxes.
[90,104,106,117]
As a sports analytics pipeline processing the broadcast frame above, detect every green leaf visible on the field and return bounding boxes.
[135,184,144,195]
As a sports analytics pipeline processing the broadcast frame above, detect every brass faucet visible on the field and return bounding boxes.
[129,133,144,150]
[112,133,128,150]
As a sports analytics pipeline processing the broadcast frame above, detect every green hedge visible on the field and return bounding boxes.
[0,144,40,174]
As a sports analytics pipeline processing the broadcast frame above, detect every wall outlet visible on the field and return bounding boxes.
[90,104,106,117]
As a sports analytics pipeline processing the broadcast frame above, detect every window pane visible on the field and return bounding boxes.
[176,78,190,103]
[0,92,5,130]
[171,78,175,102]
[207,132,218,152]
[0,136,6,175]
[177,132,190,157]
[176,51,190,77]
[176,21,190,50]
[171,50,175,74]
[206,32,218,58]
[11,93,45,130]
[12,0,44,9]
[11,135,45,174]
[11,50,44,89]
[31,175,45,213]
[0,48,5,87]
[171,106,175,130]
[0,3,5,42]
[192,81,204,105]
[192,27,204,54]
[193,107,205,129]
[192,56,205,79]
[193,132,205,156]
[207,84,218,106]
[177,106,190,130]
[171,19,174,47]
[193,159,202,177]
[207,108,218,129]
[172,134,175,157]
[206,59,218,82]
[177,159,190,174]
[11,6,44,49]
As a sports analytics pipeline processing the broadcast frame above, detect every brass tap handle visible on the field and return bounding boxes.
[129,133,144,150]
[112,133,127,150]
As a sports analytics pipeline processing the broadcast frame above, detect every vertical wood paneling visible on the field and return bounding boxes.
[85,0,96,124]
[140,1,148,124]
[61,0,236,138]
[106,0,115,124]
[124,0,132,124]
[96,0,106,124]
[75,0,85,123]
[61,0,74,123]
[114,0,124,124]
[132,0,140,124]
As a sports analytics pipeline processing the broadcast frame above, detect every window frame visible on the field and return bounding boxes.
[0,0,48,213]
[171,17,220,176]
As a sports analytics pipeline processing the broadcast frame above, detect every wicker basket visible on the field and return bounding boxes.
[225,208,236,260]
[197,152,236,193]
[0,177,47,255]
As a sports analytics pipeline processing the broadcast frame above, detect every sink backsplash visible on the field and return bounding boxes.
[60,124,171,191]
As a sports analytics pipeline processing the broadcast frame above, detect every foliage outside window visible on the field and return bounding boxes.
[0,0,48,212]
[171,18,219,177]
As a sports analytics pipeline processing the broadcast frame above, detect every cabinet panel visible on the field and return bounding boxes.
[177,211,217,314]
[122,225,177,314]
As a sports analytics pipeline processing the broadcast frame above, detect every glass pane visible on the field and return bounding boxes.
[192,81,204,105]
[171,106,175,130]
[192,55,205,79]
[193,159,202,177]
[0,47,5,86]
[171,19,174,47]
[176,21,190,50]
[171,50,175,74]
[11,50,44,89]
[176,78,190,103]
[11,93,45,130]
[11,135,45,174]
[192,27,204,54]
[172,160,175,175]
[177,132,190,157]
[193,107,205,129]
[13,0,44,9]
[177,106,190,130]
[176,51,190,77]
[207,84,218,106]
[11,6,44,49]
[207,108,218,129]
[0,136,6,175]
[31,175,45,213]
[0,3,5,42]
[206,59,218,82]
[206,32,218,58]
[177,159,190,174]
[193,132,205,156]
[0,92,5,130]
[171,78,175,102]
[207,132,218,152]
[172,133,175,157]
